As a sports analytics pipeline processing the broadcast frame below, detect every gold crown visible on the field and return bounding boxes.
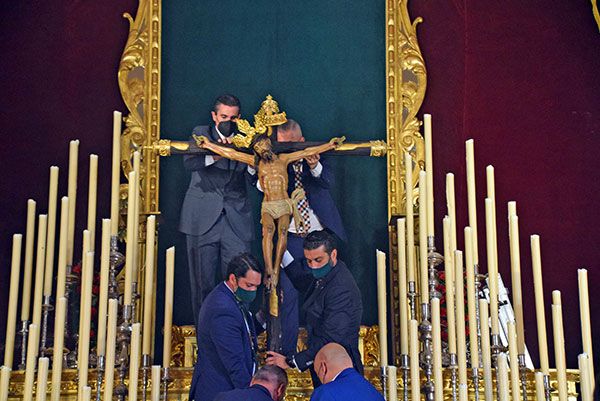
[232,95,287,148]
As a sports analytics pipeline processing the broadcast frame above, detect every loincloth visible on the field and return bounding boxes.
[260,188,306,231]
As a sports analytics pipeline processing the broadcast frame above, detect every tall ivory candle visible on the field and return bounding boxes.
[431,298,443,401]
[32,215,48,328]
[497,353,509,401]
[508,321,520,400]
[409,319,420,401]
[86,155,98,252]
[484,198,499,335]
[151,365,161,401]
[163,247,175,369]
[387,365,397,401]
[81,387,91,401]
[479,299,493,401]
[21,200,36,321]
[104,299,119,401]
[424,114,434,237]
[508,214,525,354]
[78,251,94,398]
[43,166,59,297]
[55,197,69,299]
[418,171,429,301]
[0,366,11,401]
[578,353,592,401]
[4,234,23,369]
[97,219,111,357]
[397,219,409,355]
[77,230,90,343]
[454,250,467,385]
[129,323,141,401]
[530,235,549,375]
[443,217,456,354]
[376,249,388,366]
[35,357,49,401]
[143,215,156,355]
[458,384,468,401]
[465,139,479,265]
[66,140,79,266]
[111,111,122,236]
[552,291,568,401]
[132,151,141,281]
[534,372,545,401]
[124,171,137,305]
[578,269,594,388]
[464,227,478,369]
[50,297,67,401]
[404,152,415,283]
[23,323,39,401]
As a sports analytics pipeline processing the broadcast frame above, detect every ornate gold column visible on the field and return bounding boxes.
[385,0,427,363]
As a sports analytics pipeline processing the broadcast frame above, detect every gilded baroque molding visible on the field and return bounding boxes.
[386,0,427,362]
[386,0,427,220]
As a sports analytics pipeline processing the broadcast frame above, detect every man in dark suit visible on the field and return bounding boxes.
[214,365,288,401]
[266,230,363,387]
[274,119,347,355]
[179,94,256,325]
[310,343,383,401]
[189,253,262,401]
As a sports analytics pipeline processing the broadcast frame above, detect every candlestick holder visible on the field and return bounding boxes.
[399,354,409,401]
[407,281,418,321]
[96,354,105,401]
[472,366,480,401]
[162,366,172,401]
[543,374,551,401]
[63,264,78,367]
[380,365,388,401]
[426,237,443,301]
[114,303,133,401]
[474,265,485,365]
[142,354,151,401]
[40,295,54,356]
[109,235,125,300]
[18,320,29,369]
[419,302,435,401]
[517,354,528,401]
[448,353,457,401]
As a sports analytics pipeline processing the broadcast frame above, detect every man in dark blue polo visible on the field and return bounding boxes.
[311,343,383,401]
[214,365,288,401]
[189,253,262,401]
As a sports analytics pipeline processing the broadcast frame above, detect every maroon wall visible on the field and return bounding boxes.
[0,1,135,361]
[411,0,600,369]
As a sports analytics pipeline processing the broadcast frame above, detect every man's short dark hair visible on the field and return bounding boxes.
[213,94,241,112]
[303,230,337,254]
[252,364,288,388]
[225,252,262,280]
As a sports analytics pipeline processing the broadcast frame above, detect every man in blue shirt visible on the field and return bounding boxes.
[310,343,384,401]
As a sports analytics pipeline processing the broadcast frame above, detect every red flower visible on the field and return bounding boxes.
[92,285,100,295]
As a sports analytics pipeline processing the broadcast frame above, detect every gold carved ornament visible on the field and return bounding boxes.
[231,94,288,148]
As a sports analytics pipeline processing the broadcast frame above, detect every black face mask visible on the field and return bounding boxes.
[217,120,238,137]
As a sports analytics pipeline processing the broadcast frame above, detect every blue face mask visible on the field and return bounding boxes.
[311,261,333,279]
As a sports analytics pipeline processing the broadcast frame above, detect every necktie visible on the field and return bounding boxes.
[293,161,311,236]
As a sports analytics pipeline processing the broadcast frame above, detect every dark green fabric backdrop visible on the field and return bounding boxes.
[157,2,387,344]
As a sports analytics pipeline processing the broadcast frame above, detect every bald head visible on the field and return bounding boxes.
[276,119,304,142]
[314,343,354,384]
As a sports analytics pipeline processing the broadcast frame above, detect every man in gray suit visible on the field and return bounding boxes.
[179,94,256,325]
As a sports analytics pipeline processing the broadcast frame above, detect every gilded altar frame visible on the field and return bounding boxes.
[116,0,426,391]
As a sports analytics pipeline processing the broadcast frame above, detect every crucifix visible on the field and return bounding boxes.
[150,95,387,352]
